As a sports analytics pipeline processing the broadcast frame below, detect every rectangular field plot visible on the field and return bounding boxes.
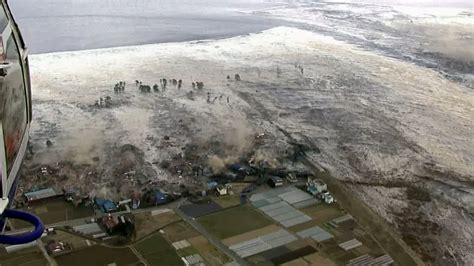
[197,205,272,239]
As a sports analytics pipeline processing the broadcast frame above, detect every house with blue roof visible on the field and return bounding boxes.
[153,191,168,205]
[94,198,118,213]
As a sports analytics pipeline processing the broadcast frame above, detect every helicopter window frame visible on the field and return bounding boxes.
[0,4,7,199]
[0,123,6,198]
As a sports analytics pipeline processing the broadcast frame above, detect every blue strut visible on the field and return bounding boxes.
[0,209,44,245]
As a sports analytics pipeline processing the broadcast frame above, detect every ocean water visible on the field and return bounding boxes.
[9,0,285,54]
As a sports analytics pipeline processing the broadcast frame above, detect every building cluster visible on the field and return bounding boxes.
[21,186,93,207]
[91,191,172,216]
[21,183,174,210]
[306,177,335,204]
[100,213,134,236]
[207,182,233,196]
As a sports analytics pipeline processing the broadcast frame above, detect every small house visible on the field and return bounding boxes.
[103,201,117,212]
[153,191,168,205]
[102,214,118,234]
[216,184,232,196]
[132,191,141,209]
[286,173,298,183]
[207,181,218,190]
[46,240,65,255]
[94,198,118,213]
[118,199,132,206]
[268,176,283,188]
[307,178,327,195]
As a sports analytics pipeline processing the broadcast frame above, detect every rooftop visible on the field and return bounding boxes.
[24,188,59,201]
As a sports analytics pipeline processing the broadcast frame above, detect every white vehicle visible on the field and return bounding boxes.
[44,227,54,234]
[322,192,335,204]
[86,218,97,224]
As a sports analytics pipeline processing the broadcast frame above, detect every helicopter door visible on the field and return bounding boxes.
[0,18,28,207]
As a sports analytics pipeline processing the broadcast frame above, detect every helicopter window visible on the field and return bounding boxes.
[0,7,7,32]
[1,29,27,177]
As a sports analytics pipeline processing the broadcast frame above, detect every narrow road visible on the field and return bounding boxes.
[174,207,248,266]
[36,238,57,266]
[130,246,147,265]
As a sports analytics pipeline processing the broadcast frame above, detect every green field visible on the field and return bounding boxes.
[176,246,199,257]
[13,198,94,229]
[0,246,47,266]
[55,245,139,266]
[135,233,183,265]
[197,205,273,239]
